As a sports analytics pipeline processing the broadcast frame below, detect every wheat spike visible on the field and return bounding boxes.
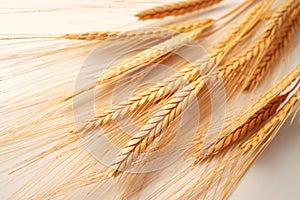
[63,19,215,103]
[201,65,300,157]
[101,20,214,81]
[241,86,300,152]
[209,1,270,61]
[107,76,206,177]
[61,18,212,41]
[96,2,269,126]
[107,0,299,177]
[221,0,300,90]
[208,94,287,156]
[61,31,119,40]
[136,0,222,20]
[194,62,300,162]
[245,7,300,91]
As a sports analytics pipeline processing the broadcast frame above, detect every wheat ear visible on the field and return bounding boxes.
[199,65,300,157]
[61,18,212,41]
[107,76,206,177]
[102,20,214,81]
[245,8,300,91]
[207,95,287,156]
[135,0,222,20]
[209,1,271,61]
[241,86,300,152]
[61,31,119,40]
[68,19,215,102]
[222,0,300,90]
[96,2,267,126]
[107,0,299,177]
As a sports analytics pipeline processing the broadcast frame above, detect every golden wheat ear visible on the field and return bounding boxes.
[196,65,300,161]
[135,0,223,20]
[245,4,300,91]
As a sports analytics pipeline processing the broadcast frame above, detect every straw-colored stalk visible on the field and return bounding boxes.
[245,8,300,91]
[135,0,222,20]
[107,0,298,177]
[241,87,300,151]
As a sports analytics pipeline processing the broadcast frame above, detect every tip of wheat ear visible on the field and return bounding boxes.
[135,0,222,20]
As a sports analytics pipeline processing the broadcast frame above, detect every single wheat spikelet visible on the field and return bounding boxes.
[136,0,222,20]
[241,86,300,152]
[61,18,212,41]
[245,8,300,91]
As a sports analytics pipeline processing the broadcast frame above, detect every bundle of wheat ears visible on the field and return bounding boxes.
[1,0,300,199]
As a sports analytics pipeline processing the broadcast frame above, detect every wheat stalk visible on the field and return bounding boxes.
[97,2,268,126]
[61,18,212,41]
[135,0,222,20]
[241,86,300,152]
[106,0,299,177]
[245,7,300,91]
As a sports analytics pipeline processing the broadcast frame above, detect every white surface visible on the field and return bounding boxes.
[0,0,299,199]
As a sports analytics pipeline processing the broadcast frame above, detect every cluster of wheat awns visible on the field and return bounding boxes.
[2,0,300,199]
[93,0,300,179]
